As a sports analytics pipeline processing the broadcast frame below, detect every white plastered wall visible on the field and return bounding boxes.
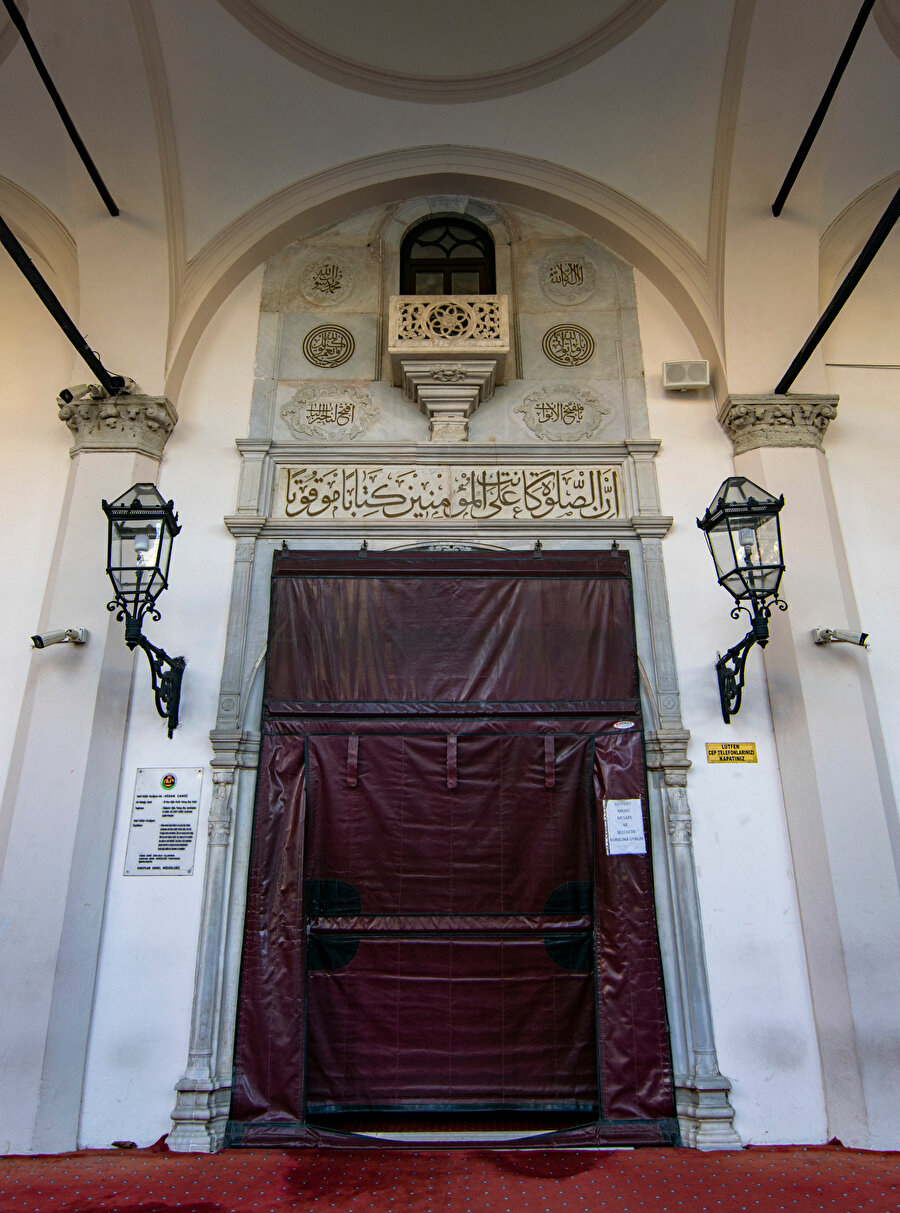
[636,271,827,1144]
[0,259,74,813]
[78,266,263,1148]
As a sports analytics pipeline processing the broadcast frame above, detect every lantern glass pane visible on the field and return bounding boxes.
[104,483,178,618]
[699,477,784,604]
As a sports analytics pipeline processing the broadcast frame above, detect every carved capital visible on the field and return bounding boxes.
[719,393,838,455]
[58,393,177,459]
[207,768,235,847]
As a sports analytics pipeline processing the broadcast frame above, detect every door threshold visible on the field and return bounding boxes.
[355,1128,558,1142]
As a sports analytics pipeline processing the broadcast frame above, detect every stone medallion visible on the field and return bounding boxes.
[281,384,379,440]
[302,324,355,368]
[541,324,595,367]
[540,248,597,305]
[514,384,611,442]
[300,256,354,306]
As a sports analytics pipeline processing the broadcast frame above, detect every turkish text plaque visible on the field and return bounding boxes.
[706,743,758,764]
[124,767,204,876]
[604,798,647,856]
[274,464,622,522]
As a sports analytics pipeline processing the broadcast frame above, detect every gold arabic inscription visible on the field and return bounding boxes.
[277,464,621,522]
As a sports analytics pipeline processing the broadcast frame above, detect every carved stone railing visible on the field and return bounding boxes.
[388,295,509,377]
[388,296,509,441]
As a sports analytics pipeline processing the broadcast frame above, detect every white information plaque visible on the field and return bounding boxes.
[124,767,204,876]
[604,798,647,856]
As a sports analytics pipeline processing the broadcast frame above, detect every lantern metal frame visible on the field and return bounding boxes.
[697,477,788,724]
[101,483,186,738]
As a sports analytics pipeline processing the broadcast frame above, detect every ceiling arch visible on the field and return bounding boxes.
[165,145,722,403]
[215,0,670,102]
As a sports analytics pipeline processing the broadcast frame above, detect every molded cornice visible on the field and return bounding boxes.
[215,0,669,103]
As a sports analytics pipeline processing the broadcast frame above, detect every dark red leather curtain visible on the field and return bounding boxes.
[229,550,675,1147]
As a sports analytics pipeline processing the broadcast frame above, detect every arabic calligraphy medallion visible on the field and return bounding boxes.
[302,324,355,368]
[300,257,354,306]
[281,384,379,441]
[540,250,597,305]
[514,384,611,442]
[542,324,595,367]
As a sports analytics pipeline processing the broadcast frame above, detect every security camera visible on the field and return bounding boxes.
[31,628,88,649]
[812,627,869,648]
[58,383,104,404]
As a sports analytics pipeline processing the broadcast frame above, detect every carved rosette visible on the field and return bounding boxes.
[719,394,838,455]
[58,393,177,459]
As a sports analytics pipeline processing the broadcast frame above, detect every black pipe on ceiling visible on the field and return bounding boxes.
[772,0,877,218]
[0,213,125,395]
[774,185,900,395]
[1,0,119,217]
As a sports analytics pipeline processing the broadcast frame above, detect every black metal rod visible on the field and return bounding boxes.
[772,0,877,217]
[1,0,118,217]
[0,212,124,394]
[775,184,900,394]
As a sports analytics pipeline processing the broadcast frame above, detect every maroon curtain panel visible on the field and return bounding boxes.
[229,550,675,1146]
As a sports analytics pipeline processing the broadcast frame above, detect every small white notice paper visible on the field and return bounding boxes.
[604,798,647,855]
[124,767,204,876]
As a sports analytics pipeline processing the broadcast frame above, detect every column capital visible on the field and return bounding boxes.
[57,393,177,459]
[718,393,838,455]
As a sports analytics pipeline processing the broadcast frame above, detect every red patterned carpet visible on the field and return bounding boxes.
[0,1144,896,1212]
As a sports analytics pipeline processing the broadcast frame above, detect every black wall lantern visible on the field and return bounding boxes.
[102,483,186,737]
[697,476,787,723]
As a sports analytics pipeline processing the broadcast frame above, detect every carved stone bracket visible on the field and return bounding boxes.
[58,393,178,459]
[719,393,839,455]
[400,359,498,442]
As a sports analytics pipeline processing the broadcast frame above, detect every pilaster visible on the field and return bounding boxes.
[645,732,741,1150]
[719,393,900,1149]
[0,394,175,1153]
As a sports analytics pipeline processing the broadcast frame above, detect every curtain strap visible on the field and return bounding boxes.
[346,734,359,788]
[447,734,458,789]
[544,736,556,788]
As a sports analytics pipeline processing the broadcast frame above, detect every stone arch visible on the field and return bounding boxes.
[165,147,721,403]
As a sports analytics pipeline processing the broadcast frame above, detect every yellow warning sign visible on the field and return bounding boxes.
[706,742,758,764]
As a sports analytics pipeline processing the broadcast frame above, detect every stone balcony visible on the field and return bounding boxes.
[387,295,510,441]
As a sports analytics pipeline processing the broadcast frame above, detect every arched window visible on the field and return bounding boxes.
[400,216,496,295]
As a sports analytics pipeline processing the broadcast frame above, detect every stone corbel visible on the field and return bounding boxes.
[57,392,177,459]
[719,393,838,455]
[400,359,498,442]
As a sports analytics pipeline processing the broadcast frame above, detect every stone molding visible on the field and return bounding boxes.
[58,393,178,459]
[719,393,838,455]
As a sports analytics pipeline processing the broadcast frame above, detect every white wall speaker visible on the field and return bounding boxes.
[663,360,710,390]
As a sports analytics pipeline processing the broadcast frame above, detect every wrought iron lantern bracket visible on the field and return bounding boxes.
[716,598,787,723]
[110,605,185,737]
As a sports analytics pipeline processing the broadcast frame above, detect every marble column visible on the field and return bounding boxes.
[719,393,900,1150]
[0,393,176,1153]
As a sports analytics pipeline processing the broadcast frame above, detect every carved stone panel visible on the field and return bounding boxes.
[281,385,380,441]
[514,384,611,442]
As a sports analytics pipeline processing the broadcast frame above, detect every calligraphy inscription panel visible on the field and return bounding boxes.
[275,464,622,522]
